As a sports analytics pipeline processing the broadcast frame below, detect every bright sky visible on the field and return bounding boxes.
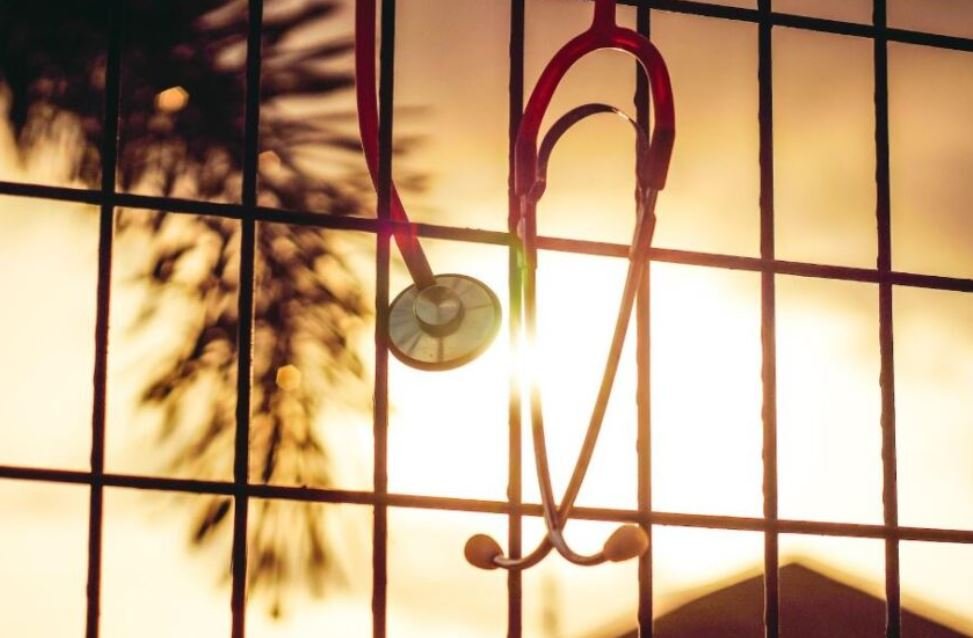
[2,0,973,637]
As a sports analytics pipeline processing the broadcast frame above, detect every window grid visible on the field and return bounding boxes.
[0,1,971,638]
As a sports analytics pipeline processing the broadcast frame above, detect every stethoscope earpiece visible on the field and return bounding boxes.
[602,525,650,562]
[388,274,502,371]
[463,524,649,571]
[464,534,504,570]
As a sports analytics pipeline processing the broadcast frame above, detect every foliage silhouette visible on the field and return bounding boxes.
[0,0,402,616]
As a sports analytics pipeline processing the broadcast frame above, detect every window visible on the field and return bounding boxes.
[1,1,972,636]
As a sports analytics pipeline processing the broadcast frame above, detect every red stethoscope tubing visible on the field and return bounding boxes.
[355,0,436,290]
[513,0,674,201]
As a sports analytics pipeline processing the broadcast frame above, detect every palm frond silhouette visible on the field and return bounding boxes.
[1,0,401,616]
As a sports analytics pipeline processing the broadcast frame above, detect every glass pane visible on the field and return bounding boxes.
[117,1,247,203]
[890,43,973,279]
[0,479,88,637]
[651,12,760,258]
[247,501,372,637]
[895,286,973,531]
[0,195,97,470]
[388,239,509,501]
[524,250,637,511]
[389,508,505,637]
[102,488,232,637]
[522,517,639,638]
[394,0,509,231]
[889,0,973,40]
[774,27,875,268]
[251,225,374,492]
[774,0,872,24]
[779,534,886,636]
[258,0,376,217]
[901,541,973,636]
[653,527,764,635]
[777,276,883,524]
[107,209,239,481]
[0,3,106,189]
[651,264,763,518]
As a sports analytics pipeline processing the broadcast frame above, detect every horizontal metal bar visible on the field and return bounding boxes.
[0,181,103,205]
[2,179,972,294]
[2,463,972,545]
[887,26,973,52]
[617,0,973,53]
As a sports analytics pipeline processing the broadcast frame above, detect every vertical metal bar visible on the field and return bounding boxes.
[230,0,264,635]
[757,1,780,636]
[373,1,397,636]
[507,2,525,637]
[85,1,122,636]
[635,6,654,637]
[372,221,390,638]
[873,1,901,636]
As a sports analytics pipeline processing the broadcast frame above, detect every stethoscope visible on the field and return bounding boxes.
[355,0,674,570]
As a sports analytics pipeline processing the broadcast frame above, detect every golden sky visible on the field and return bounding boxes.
[2,0,973,636]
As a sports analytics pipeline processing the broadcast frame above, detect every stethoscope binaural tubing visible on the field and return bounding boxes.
[355,0,435,290]
[466,0,676,571]
[469,105,661,571]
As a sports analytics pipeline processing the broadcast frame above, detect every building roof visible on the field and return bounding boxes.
[614,563,969,638]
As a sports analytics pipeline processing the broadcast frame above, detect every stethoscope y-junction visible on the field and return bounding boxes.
[355,0,675,570]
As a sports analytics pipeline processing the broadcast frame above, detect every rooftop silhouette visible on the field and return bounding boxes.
[612,562,968,638]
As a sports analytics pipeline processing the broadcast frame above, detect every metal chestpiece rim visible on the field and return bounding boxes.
[388,274,502,371]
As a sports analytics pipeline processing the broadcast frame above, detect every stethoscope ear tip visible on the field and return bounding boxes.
[464,533,503,570]
[602,525,649,562]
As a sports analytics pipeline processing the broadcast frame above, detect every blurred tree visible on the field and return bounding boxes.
[0,0,399,616]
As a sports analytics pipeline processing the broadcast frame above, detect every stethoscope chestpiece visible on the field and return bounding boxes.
[387,274,502,371]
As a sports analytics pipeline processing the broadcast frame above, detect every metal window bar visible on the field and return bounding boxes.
[372,1,397,635]
[634,6,653,635]
[0,1,972,637]
[757,1,780,636]
[507,2,526,637]
[228,0,265,636]
[873,1,902,636]
[84,0,122,635]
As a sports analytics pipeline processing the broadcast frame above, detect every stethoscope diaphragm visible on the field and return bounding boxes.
[388,274,501,371]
